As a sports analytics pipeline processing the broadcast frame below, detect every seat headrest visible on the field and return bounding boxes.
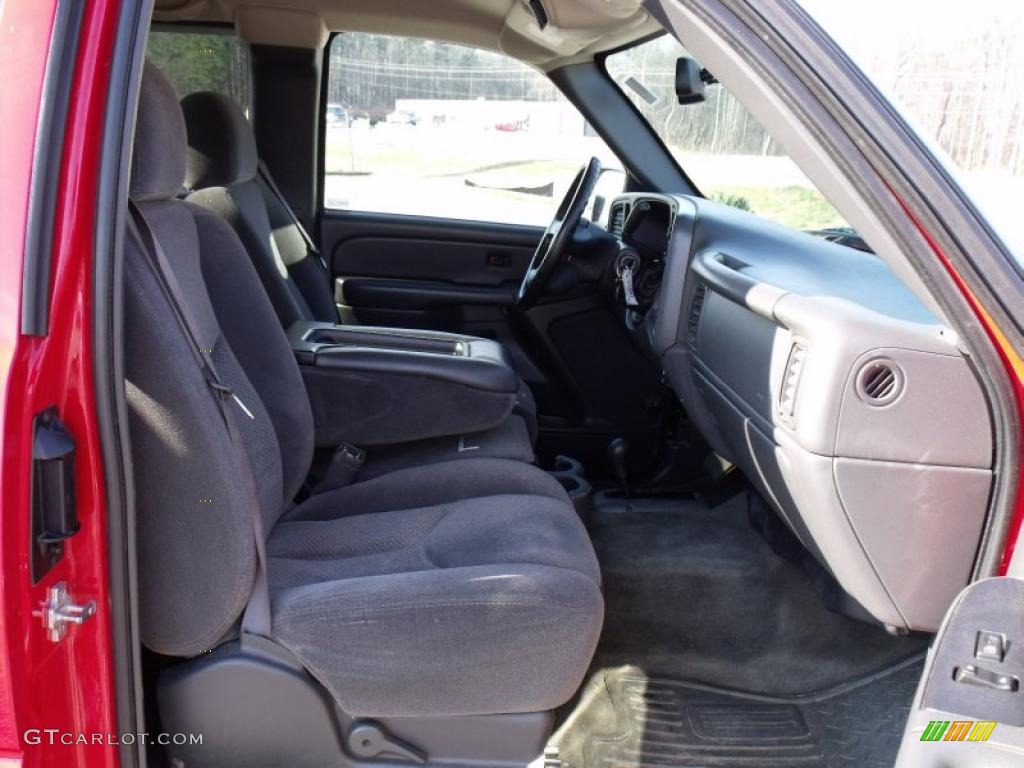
[181,92,258,190]
[130,62,187,201]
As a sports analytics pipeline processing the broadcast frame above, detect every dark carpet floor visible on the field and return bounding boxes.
[550,495,927,768]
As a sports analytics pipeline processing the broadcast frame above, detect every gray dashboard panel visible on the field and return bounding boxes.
[835,348,992,468]
[628,193,994,631]
[835,458,992,629]
[683,195,936,324]
[696,290,778,426]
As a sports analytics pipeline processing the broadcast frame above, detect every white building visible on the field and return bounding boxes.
[394,99,586,136]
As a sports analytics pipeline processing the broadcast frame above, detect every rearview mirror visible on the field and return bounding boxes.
[675,57,714,105]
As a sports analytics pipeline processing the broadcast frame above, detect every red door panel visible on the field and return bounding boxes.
[0,1,121,766]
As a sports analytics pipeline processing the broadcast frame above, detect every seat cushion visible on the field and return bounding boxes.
[268,459,603,717]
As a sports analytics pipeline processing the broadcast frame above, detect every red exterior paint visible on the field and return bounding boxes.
[0,0,121,766]
[0,0,58,747]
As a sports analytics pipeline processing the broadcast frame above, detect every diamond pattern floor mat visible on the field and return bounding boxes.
[550,656,925,768]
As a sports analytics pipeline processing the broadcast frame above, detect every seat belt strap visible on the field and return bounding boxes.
[127,201,272,638]
[257,159,324,263]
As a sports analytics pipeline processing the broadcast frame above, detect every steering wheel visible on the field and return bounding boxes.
[516,157,602,308]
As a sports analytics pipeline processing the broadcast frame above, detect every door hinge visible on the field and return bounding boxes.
[30,407,79,583]
[34,581,96,643]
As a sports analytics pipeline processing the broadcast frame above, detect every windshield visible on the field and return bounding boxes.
[606,35,854,237]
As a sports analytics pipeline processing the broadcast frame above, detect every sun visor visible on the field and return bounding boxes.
[234,5,329,50]
[501,0,649,61]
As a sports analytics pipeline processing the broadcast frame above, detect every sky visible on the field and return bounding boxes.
[800,0,1024,50]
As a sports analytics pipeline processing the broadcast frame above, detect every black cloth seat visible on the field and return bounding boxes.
[269,458,601,716]
[180,90,538,443]
[125,63,602,719]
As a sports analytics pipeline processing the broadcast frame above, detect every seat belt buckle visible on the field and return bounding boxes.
[336,442,366,468]
[314,442,366,494]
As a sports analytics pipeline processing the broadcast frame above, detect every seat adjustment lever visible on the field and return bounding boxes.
[347,721,426,764]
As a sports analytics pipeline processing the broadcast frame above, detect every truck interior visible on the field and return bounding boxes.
[94,1,1017,766]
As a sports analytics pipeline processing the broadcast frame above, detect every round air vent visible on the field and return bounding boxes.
[856,360,903,405]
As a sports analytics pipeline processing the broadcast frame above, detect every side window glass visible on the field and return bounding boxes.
[324,33,621,225]
[146,30,252,114]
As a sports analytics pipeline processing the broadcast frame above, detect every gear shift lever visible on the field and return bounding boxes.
[608,437,630,498]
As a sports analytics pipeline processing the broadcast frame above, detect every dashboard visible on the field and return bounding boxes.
[604,192,993,632]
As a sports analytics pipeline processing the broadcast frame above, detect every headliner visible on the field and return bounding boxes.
[153,0,661,68]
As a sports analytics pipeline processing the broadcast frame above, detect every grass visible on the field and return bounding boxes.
[707,185,848,231]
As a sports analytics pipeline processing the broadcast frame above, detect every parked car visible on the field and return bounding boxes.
[1,1,1022,767]
[325,103,349,125]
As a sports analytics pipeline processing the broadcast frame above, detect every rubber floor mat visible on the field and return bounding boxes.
[550,655,924,768]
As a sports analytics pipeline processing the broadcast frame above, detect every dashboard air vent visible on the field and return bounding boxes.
[856,360,903,405]
[686,283,707,349]
[778,342,807,422]
[609,203,629,236]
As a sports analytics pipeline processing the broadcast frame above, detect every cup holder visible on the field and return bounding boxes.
[549,455,592,524]
[553,455,585,475]
[557,474,585,494]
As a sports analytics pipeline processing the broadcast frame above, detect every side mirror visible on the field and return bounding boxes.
[675,58,705,104]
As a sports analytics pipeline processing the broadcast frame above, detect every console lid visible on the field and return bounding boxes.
[289,322,519,447]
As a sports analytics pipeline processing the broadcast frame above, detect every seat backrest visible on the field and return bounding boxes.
[125,63,313,656]
[181,91,337,328]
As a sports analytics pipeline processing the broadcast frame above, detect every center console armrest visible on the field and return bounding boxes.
[289,322,519,447]
[289,322,515,364]
[312,346,518,393]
